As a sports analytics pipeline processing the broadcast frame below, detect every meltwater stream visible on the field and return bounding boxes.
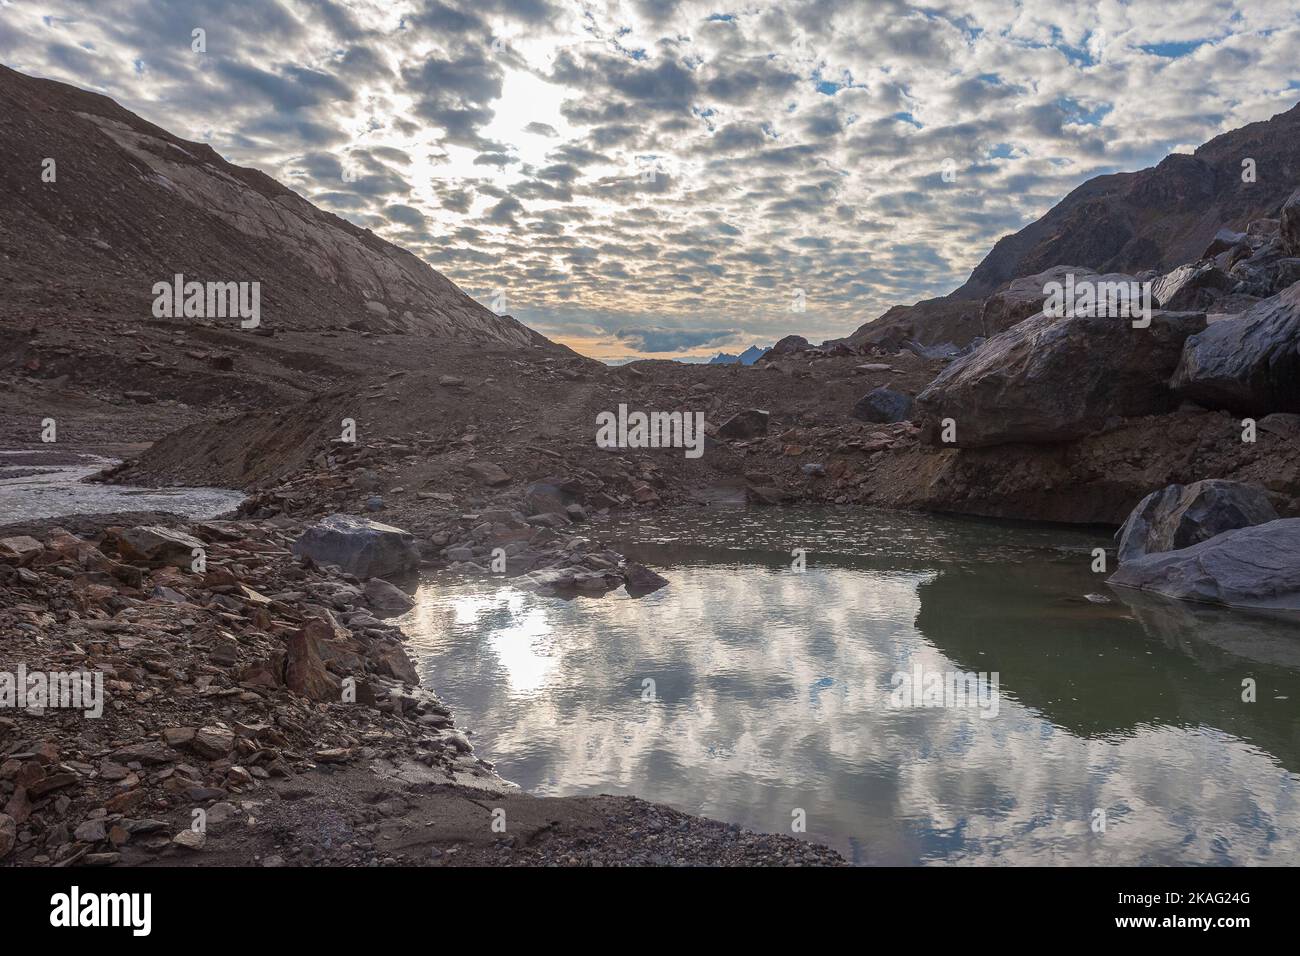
[0,449,244,522]
[397,506,1300,865]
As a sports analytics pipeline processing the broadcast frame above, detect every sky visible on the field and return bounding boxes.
[3,1,1299,362]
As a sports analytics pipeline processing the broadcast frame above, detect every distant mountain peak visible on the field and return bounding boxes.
[707,344,767,365]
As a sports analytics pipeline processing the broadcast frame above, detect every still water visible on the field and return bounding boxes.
[398,506,1300,865]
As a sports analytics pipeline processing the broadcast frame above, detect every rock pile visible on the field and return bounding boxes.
[0,519,496,866]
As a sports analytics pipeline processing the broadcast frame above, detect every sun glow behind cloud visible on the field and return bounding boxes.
[3,0,1298,361]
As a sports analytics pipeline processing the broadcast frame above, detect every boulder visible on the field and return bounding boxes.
[291,514,419,579]
[1108,518,1300,610]
[623,563,669,593]
[192,726,236,760]
[978,267,1140,336]
[0,536,43,566]
[0,813,15,860]
[746,485,792,505]
[916,310,1205,447]
[114,526,205,568]
[524,480,577,515]
[363,577,415,615]
[367,641,420,684]
[1152,261,1232,311]
[1202,228,1250,259]
[1115,479,1278,563]
[284,619,340,702]
[465,461,511,486]
[851,387,913,424]
[767,335,810,356]
[717,409,770,440]
[1281,188,1300,256]
[1171,280,1300,415]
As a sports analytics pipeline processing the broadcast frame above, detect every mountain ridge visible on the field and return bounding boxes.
[843,100,1300,347]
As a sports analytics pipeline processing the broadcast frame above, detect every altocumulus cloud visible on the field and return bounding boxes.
[3,0,1298,361]
[615,327,738,353]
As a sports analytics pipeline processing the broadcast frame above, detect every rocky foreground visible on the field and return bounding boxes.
[0,516,841,867]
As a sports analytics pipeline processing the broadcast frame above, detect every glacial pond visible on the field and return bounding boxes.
[397,506,1300,865]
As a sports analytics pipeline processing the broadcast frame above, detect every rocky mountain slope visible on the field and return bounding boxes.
[845,101,1300,347]
[0,65,550,341]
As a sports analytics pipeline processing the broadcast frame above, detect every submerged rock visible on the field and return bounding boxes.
[1108,518,1300,610]
[624,563,669,593]
[364,577,416,615]
[291,514,420,579]
[1115,479,1278,563]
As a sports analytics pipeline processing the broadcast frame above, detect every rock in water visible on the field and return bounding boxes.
[1171,280,1300,415]
[916,310,1205,447]
[1108,518,1300,610]
[364,577,416,615]
[717,409,770,440]
[624,563,669,593]
[851,387,914,424]
[1115,480,1278,563]
[114,526,206,568]
[291,514,420,579]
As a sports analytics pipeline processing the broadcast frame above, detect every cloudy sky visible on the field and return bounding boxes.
[4,1,1299,361]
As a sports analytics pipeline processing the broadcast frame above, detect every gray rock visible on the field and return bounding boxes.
[363,577,415,615]
[115,525,205,568]
[767,334,810,355]
[465,461,512,486]
[624,563,669,593]
[851,386,913,424]
[1203,228,1250,259]
[0,814,17,859]
[1115,479,1279,563]
[74,819,108,843]
[1172,280,1300,415]
[1152,261,1232,310]
[292,514,420,579]
[717,409,770,440]
[524,480,577,515]
[1281,188,1300,256]
[1108,518,1300,610]
[905,340,963,360]
[917,310,1205,447]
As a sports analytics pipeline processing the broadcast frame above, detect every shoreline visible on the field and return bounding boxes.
[0,504,845,867]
